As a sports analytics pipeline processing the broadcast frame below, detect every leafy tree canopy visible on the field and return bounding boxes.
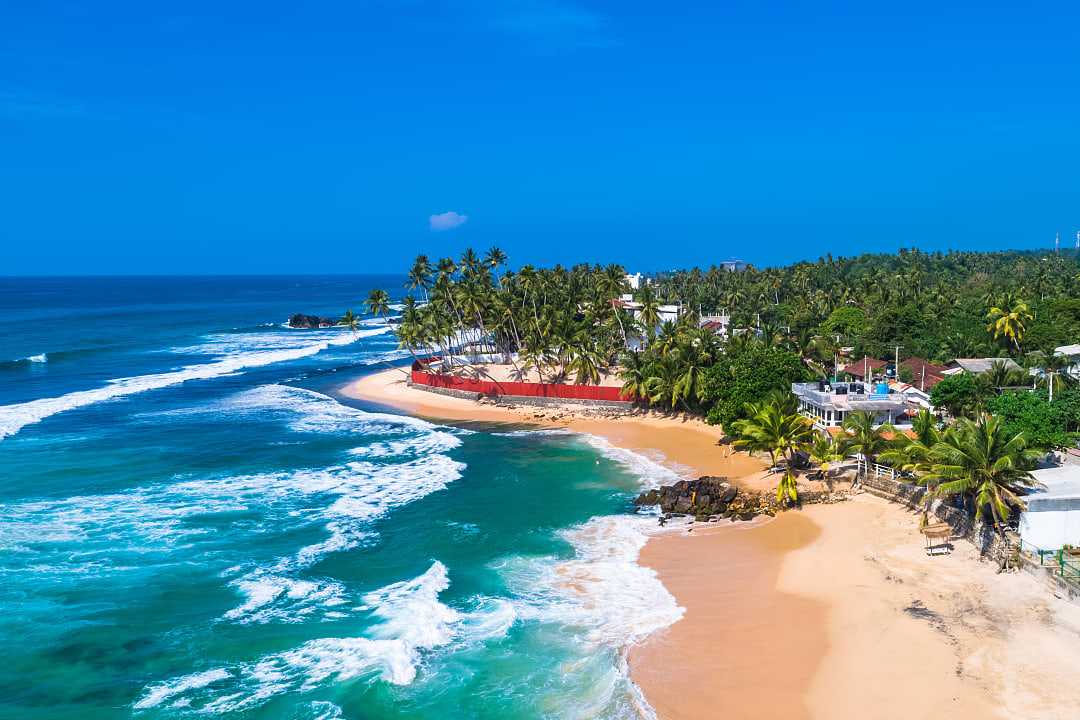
[986,390,1077,450]
[929,373,985,418]
[700,345,809,429]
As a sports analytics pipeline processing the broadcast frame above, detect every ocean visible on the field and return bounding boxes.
[0,276,682,720]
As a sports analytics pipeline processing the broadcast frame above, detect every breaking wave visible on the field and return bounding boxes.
[0,331,377,441]
[135,562,515,713]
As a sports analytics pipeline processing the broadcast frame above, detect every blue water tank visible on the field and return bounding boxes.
[875,382,888,395]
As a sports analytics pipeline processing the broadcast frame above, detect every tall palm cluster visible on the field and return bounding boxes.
[373,248,634,384]
[731,394,1039,527]
[653,248,1080,361]
[617,311,722,411]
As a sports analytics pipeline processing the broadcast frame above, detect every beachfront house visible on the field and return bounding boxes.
[1019,465,1080,551]
[791,380,908,431]
[1055,344,1080,380]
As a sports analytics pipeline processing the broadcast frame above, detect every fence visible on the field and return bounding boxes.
[1019,539,1080,580]
[410,359,631,403]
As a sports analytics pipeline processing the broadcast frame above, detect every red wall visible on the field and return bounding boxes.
[410,361,630,402]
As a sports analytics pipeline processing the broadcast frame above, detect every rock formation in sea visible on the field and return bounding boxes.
[288,313,338,329]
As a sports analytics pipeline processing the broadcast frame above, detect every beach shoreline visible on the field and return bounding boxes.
[337,366,769,485]
[339,367,1080,720]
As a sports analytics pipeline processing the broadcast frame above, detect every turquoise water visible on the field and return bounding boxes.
[0,277,682,719]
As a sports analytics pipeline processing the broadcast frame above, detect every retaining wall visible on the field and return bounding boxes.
[410,364,631,404]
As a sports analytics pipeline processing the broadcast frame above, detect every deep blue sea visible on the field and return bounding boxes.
[0,276,682,720]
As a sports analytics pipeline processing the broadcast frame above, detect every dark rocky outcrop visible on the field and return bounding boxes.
[288,313,338,329]
[636,475,852,523]
[634,476,760,521]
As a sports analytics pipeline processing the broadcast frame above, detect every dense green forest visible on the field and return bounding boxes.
[364,246,1080,517]
[652,248,1080,362]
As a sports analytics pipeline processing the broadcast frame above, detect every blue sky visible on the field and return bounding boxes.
[2,1,1079,275]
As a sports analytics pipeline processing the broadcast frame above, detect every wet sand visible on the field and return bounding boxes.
[338,367,765,482]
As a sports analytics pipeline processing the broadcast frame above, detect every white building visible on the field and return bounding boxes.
[1020,465,1080,550]
[1055,344,1080,380]
[625,273,643,290]
[791,380,908,430]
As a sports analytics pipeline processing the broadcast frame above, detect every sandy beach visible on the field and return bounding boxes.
[341,367,1080,720]
[339,367,767,483]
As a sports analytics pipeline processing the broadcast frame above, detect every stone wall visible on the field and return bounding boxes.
[861,473,1080,600]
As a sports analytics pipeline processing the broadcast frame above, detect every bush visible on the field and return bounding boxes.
[986,391,1076,450]
[700,346,809,430]
[930,373,984,417]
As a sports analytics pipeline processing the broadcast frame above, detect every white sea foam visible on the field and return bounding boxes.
[219,384,442,436]
[170,326,391,357]
[136,562,515,713]
[497,513,682,719]
[503,515,683,647]
[0,332,376,441]
[579,434,688,489]
[134,668,231,710]
[348,430,462,458]
[2,432,464,590]
[26,353,47,363]
[223,575,350,625]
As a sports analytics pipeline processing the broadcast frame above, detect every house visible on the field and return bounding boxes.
[888,380,933,412]
[625,273,644,290]
[791,380,908,430]
[839,356,887,381]
[1019,465,1080,550]
[1055,344,1080,380]
[897,357,948,391]
[718,259,747,272]
[943,358,1022,375]
[699,315,731,338]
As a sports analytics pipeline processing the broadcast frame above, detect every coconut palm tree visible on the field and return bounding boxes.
[638,284,661,341]
[807,434,844,479]
[339,309,359,332]
[922,414,1040,530]
[986,297,1033,353]
[618,351,650,403]
[406,254,432,301]
[484,246,507,271]
[366,288,391,319]
[841,411,897,484]
[731,397,815,471]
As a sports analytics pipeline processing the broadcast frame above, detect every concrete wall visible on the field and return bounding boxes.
[1020,510,1080,550]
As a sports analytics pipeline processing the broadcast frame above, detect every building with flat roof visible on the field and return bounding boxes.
[1019,465,1080,550]
[791,380,908,430]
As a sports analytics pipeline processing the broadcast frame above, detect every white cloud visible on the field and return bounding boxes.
[429,211,468,231]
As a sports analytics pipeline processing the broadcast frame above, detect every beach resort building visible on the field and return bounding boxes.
[1020,465,1080,550]
[791,380,908,430]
